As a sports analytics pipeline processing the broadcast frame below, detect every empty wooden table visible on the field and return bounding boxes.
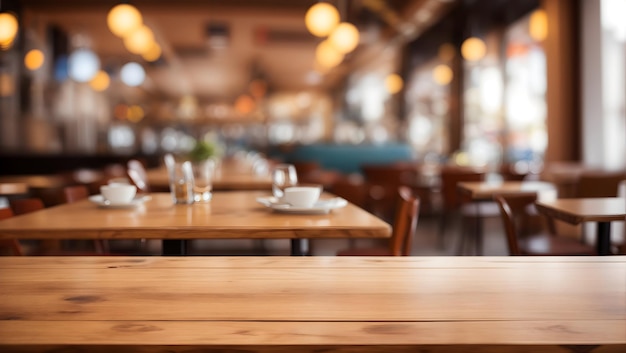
[535,197,626,255]
[0,256,624,353]
[456,180,557,255]
[0,191,390,256]
[457,180,557,201]
[0,182,29,196]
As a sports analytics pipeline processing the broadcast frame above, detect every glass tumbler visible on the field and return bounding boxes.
[271,164,298,199]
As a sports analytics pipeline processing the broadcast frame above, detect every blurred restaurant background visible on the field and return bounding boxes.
[0,0,624,179]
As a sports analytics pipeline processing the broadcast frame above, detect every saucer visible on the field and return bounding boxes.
[256,196,348,214]
[89,195,151,209]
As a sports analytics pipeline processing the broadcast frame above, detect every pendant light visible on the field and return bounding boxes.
[328,22,359,54]
[461,36,486,62]
[529,9,548,42]
[107,3,143,38]
[0,3,18,49]
[305,2,339,37]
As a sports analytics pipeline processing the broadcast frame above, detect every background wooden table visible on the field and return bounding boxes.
[536,197,626,255]
[0,191,390,256]
[0,256,624,353]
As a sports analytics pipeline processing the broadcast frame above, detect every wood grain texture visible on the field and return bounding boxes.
[535,198,626,224]
[0,192,391,241]
[0,256,624,352]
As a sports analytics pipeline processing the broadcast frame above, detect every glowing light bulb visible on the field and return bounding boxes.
[305,3,339,37]
[107,4,143,37]
[24,49,45,70]
[328,22,359,54]
[461,37,486,62]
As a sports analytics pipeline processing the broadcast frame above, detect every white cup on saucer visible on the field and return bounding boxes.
[100,183,137,204]
[283,186,321,208]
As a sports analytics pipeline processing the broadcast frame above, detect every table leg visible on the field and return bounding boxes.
[596,222,611,256]
[162,240,187,256]
[291,239,309,256]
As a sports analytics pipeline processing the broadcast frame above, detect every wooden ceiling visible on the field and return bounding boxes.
[15,0,456,102]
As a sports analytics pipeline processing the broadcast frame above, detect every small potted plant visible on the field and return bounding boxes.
[187,139,218,163]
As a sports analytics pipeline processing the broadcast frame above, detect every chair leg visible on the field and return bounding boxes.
[438,212,447,249]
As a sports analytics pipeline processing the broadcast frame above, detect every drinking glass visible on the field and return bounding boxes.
[272,164,298,199]
[191,159,215,203]
[167,160,194,205]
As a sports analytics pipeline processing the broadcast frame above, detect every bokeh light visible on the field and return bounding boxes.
[120,62,146,87]
[89,70,110,91]
[24,49,45,71]
[68,48,100,82]
[107,4,143,37]
[305,3,339,37]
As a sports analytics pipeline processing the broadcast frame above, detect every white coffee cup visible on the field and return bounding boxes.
[100,183,137,204]
[283,186,321,208]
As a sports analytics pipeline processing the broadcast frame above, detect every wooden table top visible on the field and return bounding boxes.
[0,256,624,352]
[0,191,390,241]
[535,197,626,224]
[0,174,68,189]
[458,181,556,200]
[0,182,28,195]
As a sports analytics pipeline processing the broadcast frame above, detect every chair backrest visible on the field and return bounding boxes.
[361,163,418,222]
[575,171,626,198]
[0,208,22,255]
[439,166,485,211]
[389,186,420,256]
[329,174,367,209]
[9,198,45,215]
[63,185,90,203]
[291,160,321,183]
[494,194,554,256]
[127,159,150,193]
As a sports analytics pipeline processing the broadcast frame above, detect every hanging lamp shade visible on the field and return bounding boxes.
[24,49,45,70]
[315,40,343,69]
[305,3,339,37]
[107,4,143,37]
[328,22,359,54]
[123,25,154,55]
[0,12,19,47]
[461,36,486,62]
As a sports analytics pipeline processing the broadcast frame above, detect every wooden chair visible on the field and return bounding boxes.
[0,208,23,256]
[9,198,58,254]
[575,171,626,198]
[438,165,491,253]
[63,185,90,203]
[11,196,109,256]
[62,185,109,254]
[328,174,367,209]
[361,163,419,223]
[291,160,321,182]
[337,186,420,256]
[495,194,596,256]
[10,197,45,216]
